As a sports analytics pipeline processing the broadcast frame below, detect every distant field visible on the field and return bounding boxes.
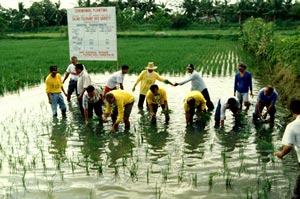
[0,35,252,95]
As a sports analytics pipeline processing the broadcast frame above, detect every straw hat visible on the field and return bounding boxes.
[145,62,157,70]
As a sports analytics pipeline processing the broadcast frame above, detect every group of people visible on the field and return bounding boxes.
[45,57,300,197]
[45,59,280,129]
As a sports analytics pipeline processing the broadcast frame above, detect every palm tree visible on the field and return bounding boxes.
[265,0,285,21]
[182,0,199,20]
[199,0,218,23]
[235,0,254,29]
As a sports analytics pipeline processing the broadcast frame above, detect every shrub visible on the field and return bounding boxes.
[241,17,274,59]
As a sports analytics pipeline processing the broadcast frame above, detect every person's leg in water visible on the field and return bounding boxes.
[268,102,276,123]
[160,104,170,123]
[202,89,214,111]
[124,102,134,129]
[151,104,158,123]
[111,106,118,129]
[214,100,221,127]
[292,174,300,199]
[93,99,103,125]
[242,92,251,110]
[57,94,67,117]
[138,94,146,109]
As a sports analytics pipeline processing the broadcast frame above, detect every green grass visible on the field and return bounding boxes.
[0,34,251,95]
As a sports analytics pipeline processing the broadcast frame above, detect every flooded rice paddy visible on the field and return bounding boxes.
[0,72,298,199]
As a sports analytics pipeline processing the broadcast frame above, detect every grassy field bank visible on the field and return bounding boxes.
[0,35,253,95]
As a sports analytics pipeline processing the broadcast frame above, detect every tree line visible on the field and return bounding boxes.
[0,0,300,32]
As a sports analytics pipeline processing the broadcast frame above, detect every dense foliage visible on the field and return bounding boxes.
[241,17,300,75]
[241,17,300,104]
[1,0,300,32]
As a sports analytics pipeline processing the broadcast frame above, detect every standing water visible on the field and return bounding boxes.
[0,71,297,199]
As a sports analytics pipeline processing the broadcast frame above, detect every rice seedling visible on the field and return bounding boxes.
[22,166,27,190]
[167,155,171,171]
[96,162,103,177]
[0,36,246,95]
[89,189,93,199]
[114,165,119,178]
[47,179,55,199]
[225,171,233,190]
[70,159,75,175]
[178,169,184,184]
[147,166,150,184]
[128,161,138,181]
[121,155,128,168]
[192,173,198,187]
[161,168,168,183]
[208,173,215,190]
[154,183,163,199]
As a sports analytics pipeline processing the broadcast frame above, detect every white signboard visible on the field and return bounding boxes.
[67,7,117,61]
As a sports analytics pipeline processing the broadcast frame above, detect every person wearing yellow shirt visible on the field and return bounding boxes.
[103,90,134,132]
[184,91,207,126]
[146,84,170,123]
[45,65,67,117]
[132,62,173,108]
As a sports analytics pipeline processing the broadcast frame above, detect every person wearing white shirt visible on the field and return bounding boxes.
[75,63,91,116]
[104,65,129,96]
[174,64,214,111]
[275,100,300,198]
[62,56,86,102]
[214,96,240,127]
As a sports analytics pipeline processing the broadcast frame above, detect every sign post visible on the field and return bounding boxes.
[67,7,117,62]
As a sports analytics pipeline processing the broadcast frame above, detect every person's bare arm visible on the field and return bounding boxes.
[275,145,293,158]
[62,72,70,83]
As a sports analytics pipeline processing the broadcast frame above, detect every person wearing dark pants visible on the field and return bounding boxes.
[132,62,173,109]
[214,96,240,128]
[62,56,85,102]
[201,88,214,111]
[103,90,134,133]
[184,91,207,126]
[275,100,300,199]
[76,63,91,116]
[174,64,214,111]
[253,85,278,123]
[82,85,103,125]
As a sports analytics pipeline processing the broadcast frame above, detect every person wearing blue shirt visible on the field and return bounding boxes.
[253,85,278,123]
[234,62,253,109]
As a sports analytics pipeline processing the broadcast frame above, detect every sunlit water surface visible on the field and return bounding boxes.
[0,73,298,199]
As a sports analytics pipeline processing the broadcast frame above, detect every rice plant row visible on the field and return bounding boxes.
[0,37,250,95]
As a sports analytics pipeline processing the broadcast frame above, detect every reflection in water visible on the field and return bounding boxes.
[184,127,207,157]
[107,133,135,167]
[79,127,106,165]
[253,122,274,163]
[0,73,298,198]
[144,125,169,150]
[49,120,67,165]
[216,122,250,153]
